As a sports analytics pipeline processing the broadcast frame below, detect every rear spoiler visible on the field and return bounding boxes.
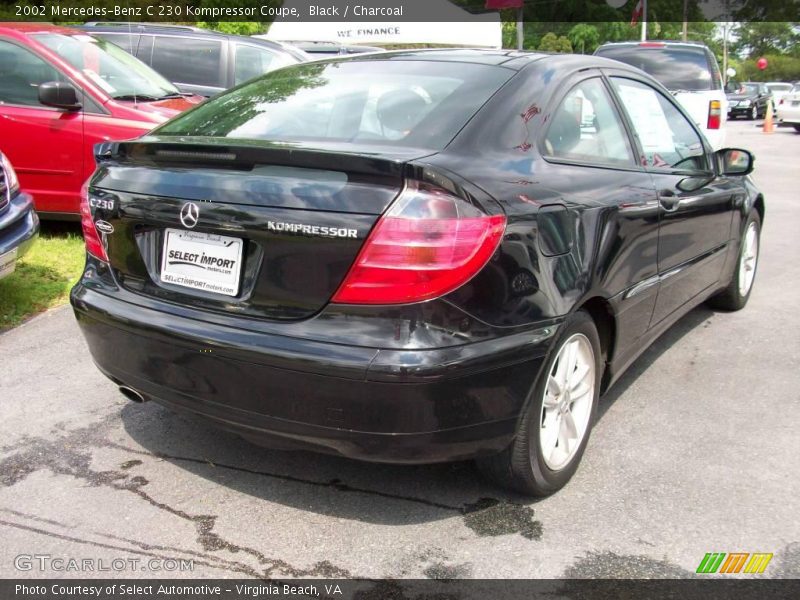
[93,138,427,179]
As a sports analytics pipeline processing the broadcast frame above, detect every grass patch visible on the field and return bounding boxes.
[0,222,85,331]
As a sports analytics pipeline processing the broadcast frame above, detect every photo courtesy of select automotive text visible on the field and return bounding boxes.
[0,0,798,598]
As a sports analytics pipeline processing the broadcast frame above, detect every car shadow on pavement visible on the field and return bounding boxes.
[120,399,502,526]
[597,305,715,417]
[118,304,715,527]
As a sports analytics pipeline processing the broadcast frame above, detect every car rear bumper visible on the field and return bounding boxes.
[0,192,39,259]
[71,283,557,463]
[776,106,800,124]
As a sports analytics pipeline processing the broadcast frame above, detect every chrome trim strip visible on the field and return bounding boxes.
[623,243,727,299]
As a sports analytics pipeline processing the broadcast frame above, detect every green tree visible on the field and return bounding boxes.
[196,22,266,35]
[736,54,800,81]
[568,24,600,54]
[538,32,573,53]
[595,22,639,45]
[732,22,800,58]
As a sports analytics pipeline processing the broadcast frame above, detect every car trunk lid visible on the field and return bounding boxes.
[89,138,428,320]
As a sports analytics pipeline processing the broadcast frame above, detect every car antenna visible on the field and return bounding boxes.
[127,10,136,105]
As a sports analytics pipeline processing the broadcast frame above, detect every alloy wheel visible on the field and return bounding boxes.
[539,333,596,471]
[738,221,759,297]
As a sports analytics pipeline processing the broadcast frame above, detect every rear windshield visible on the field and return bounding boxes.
[595,46,716,92]
[156,60,512,150]
[766,83,792,93]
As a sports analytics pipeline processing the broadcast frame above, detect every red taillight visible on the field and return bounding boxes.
[779,98,784,105]
[639,42,665,47]
[80,180,109,262]
[332,180,506,305]
[707,100,722,130]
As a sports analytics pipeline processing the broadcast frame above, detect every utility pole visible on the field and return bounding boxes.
[722,0,732,87]
[723,21,729,85]
[682,0,689,41]
[517,5,523,50]
[640,0,647,42]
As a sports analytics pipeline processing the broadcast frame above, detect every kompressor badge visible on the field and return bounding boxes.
[266,220,357,239]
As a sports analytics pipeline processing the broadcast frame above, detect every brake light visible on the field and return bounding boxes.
[708,100,722,130]
[639,42,665,47]
[332,180,506,304]
[80,180,109,262]
[779,98,784,105]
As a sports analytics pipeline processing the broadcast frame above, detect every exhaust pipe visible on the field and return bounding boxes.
[119,386,147,403]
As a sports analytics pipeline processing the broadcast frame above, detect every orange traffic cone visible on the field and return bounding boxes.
[763,99,775,133]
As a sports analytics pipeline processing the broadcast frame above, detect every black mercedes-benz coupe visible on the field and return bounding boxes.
[71,50,764,496]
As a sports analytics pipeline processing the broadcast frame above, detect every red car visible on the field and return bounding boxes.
[0,23,203,218]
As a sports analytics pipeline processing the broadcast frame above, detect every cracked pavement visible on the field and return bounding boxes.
[0,120,798,580]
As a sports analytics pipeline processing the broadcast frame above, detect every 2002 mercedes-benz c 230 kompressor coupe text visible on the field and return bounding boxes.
[71,50,764,496]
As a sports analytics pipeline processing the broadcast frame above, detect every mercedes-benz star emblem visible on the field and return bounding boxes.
[180,202,199,229]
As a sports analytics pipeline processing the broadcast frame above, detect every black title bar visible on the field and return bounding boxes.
[2,579,800,600]
[0,0,796,23]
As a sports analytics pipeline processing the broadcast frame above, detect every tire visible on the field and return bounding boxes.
[708,210,761,311]
[794,125,800,133]
[749,105,758,120]
[477,311,601,496]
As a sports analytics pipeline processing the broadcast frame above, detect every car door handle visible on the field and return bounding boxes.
[659,193,701,212]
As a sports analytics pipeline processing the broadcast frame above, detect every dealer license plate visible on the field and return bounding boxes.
[0,247,18,280]
[160,228,243,297]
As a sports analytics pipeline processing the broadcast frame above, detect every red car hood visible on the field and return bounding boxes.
[116,96,203,120]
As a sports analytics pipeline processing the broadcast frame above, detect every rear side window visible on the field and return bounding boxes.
[596,46,715,92]
[543,78,633,167]
[234,44,295,86]
[149,36,222,88]
[157,60,513,151]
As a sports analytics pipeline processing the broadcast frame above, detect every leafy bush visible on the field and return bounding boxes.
[196,21,266,36]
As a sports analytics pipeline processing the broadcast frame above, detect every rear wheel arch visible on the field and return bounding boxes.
[753,194,765,226]
[575,296,616,390]
[575,296,617,395]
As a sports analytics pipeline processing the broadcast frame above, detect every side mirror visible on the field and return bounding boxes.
[718,148,754,176]
[38,81,82,111]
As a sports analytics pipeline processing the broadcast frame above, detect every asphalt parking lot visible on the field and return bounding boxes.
[0,119,798,581]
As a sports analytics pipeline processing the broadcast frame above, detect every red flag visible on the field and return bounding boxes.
[630,0,643,26]
[485,0,524,9]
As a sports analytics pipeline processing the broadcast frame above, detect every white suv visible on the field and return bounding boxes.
[595,41,726,150]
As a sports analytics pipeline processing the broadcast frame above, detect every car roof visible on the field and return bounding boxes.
[0,21,83,36]
[76,22,290,52]
[288,41,386,53]
[316,49,645,76]
[309,48,550,69]
[597,40,710,49]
